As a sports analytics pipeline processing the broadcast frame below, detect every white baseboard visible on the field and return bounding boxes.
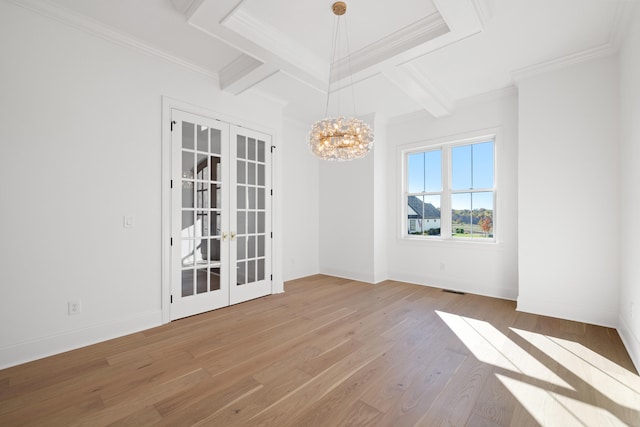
[387,271,518,301]
[516,297,617,328]
[618,315,640,373]
[319,267,375,284]
[0,310,162,369]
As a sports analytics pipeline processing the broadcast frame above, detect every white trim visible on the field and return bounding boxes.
[511,0,634,83]
[511,44,617,83]
[609,0,639,49]
[7,0,221,83]
[517,297,618,329]
[319,267,375,285]
[399,128,500,243]
[0,310,162,370]
[618,315,640,373]
[387,271,517,301]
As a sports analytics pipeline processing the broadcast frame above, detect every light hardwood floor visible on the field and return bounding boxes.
[1,275,638,426]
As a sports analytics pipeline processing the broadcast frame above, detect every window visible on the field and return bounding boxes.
[404,137,495,241]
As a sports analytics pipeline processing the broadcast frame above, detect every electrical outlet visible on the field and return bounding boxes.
[68,300,81,315]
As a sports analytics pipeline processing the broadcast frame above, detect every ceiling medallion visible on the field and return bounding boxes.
[307,2,374,161]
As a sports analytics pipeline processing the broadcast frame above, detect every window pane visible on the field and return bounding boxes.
[407,153,424,193]
[472,142,494,189]
[472,192,494,239]
[182,270,194,297]
[407,150,441,193]
[452,145,472,190]
[211,129,221,155]
[453,142,494,190]
[452,193,472,237]
[407,195,440,236]
[424,150,442,192]
[182,122,194,150]
[197,125,208,152]
[452,192,494,238]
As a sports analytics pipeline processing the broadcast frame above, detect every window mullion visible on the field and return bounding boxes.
[442,146,451,239]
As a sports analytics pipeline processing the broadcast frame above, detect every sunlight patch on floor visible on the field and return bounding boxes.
[436,311,571,388]
[497,374,627,427]
[512,328,640,411]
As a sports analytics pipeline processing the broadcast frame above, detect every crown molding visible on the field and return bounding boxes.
[331,13,449,82]
[512,0,633,83]
[511,43,617,83]
[609,0,638,48]
[8,0,220,83]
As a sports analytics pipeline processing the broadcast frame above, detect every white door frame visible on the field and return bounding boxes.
[161,96,283,325]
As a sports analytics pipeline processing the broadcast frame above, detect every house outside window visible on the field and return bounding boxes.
[403,135,496,241]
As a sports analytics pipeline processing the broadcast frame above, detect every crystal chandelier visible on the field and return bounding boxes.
[308,2,374,161]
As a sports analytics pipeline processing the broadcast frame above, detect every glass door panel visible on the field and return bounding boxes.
[230,126,271,305]
[171,110,229,320]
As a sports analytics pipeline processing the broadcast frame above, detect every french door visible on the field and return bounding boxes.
[170,109,271,320]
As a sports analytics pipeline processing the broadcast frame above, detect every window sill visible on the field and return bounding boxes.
[398,235,502,251]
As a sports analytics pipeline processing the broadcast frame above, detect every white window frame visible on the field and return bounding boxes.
[400,129,498,243]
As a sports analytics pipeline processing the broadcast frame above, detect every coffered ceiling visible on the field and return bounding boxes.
[33,0,636,123]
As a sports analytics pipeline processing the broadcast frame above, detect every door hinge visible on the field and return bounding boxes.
[170,120,177,131]
[170,179,173,189]
[170,237,173,246]
[270,274,273,281]
[270,232,273,238]
[270,145,276,153]
[270,189,273,196]
[171,295,173,303]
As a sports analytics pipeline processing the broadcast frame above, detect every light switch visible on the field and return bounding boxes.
[124,216,135,228]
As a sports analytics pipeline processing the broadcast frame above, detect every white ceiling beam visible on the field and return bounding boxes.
[384,64,453,118]
[219,54,279,95]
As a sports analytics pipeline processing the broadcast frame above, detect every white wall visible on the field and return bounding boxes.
[0,1,282,368]
[318,138,376,283]
[619,4,640,369]
[517,56,620,327]
[373,115,388,284]
[281,118,320,281]
[386,91,519,300]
